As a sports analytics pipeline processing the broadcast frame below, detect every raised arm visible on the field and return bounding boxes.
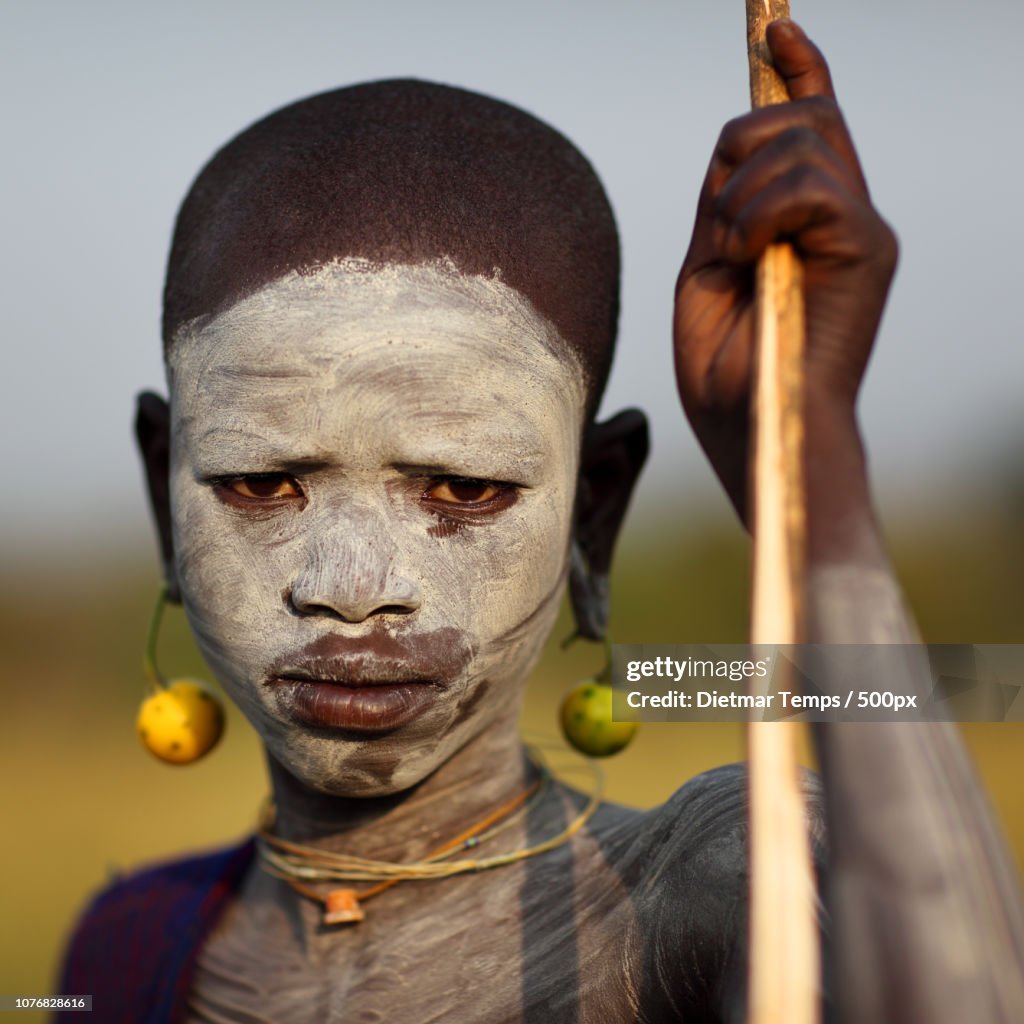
[672,19,1024,1021]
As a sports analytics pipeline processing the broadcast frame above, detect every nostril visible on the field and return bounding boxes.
[376,604,418,617]
[285,586,344,620]
[284,584,420,622]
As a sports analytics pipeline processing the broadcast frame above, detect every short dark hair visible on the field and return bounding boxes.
[163,78,620,409]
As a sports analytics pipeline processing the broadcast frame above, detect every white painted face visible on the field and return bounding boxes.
[167,260,588,796]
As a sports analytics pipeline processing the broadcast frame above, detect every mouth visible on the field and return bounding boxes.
[266,632,466,734]
[268,676,443,733]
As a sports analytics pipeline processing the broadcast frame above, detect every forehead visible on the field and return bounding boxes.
[166,260,588,462]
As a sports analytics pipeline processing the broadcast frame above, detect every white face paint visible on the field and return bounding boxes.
[168,260,588,796]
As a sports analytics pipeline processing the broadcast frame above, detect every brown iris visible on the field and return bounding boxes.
[421,477,518,521]
[425,479,500,504]
[215,473,305,508]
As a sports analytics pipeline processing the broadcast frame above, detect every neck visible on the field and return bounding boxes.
[263,712,537,864]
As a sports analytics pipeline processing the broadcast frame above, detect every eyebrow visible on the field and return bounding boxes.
[377,416,554,480]
[188,428,333,473]
[392,451,546,483]
[187,427,553,482]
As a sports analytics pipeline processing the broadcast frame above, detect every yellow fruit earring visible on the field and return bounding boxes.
[559,637,638,758]
[136,585,225,764]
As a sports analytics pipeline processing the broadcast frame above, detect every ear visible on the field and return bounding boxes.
[569,408,649,640]
[135,391,180,601]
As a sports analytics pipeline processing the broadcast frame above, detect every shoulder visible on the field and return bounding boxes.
[635,764,752,947]
[56,838,254,1023]
[639,761,825,871]
[602,763,752,883]
[618,764,824,1022]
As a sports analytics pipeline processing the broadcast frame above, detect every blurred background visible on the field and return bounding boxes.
[2,0,1022,1014]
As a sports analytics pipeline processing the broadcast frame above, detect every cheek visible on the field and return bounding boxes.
[169,474,288,673]
[430,491,574,645]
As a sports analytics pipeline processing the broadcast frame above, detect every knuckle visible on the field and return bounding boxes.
[777,125,820,155]
[786,161,828,195]
[874,219,900,271]
[801,94,841,123]
[794,95,847,138]
[716,113,752,162]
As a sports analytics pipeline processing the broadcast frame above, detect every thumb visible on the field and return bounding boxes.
[766,20,837,101]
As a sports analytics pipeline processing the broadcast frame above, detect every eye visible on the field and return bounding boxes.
[214,473,305,508]
[421,477,518,518]
[425,479,501,505]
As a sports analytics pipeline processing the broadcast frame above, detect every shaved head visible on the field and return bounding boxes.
[163,78,620,407]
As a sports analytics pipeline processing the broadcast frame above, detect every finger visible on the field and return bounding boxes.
[673,266,754,411]
[715,127,867,225]
[719,165,883,266]
[714,100,867,195]
[766,19,836,101]
[681,148,734,271]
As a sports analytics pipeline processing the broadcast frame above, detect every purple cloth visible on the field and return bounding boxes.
[54,837,255,1024]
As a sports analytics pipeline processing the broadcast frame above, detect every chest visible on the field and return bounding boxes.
[185,850,640,1024]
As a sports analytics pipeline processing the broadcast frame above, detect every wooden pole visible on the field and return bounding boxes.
[744,2,819,1023]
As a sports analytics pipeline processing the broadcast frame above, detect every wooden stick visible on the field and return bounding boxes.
[744,2,819,1023]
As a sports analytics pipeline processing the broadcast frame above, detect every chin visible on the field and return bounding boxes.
[264,725,453,799]
[267,693,513,799]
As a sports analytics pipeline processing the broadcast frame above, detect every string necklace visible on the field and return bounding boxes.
[257,746,604,925]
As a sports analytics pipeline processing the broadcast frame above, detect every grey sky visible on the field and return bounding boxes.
[2,0,1022,555]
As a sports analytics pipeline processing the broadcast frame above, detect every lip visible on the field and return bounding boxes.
[269,676,442,733]
[265,629,470,733]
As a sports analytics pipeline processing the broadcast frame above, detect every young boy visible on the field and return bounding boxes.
[58,20,1023,1023]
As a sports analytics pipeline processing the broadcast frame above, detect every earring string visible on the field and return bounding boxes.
[143,583,170,694]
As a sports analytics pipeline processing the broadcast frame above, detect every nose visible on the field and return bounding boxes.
[287,509,422,623]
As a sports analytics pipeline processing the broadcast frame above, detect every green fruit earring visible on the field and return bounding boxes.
[559,638,637,758]
[136,585,225,765]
